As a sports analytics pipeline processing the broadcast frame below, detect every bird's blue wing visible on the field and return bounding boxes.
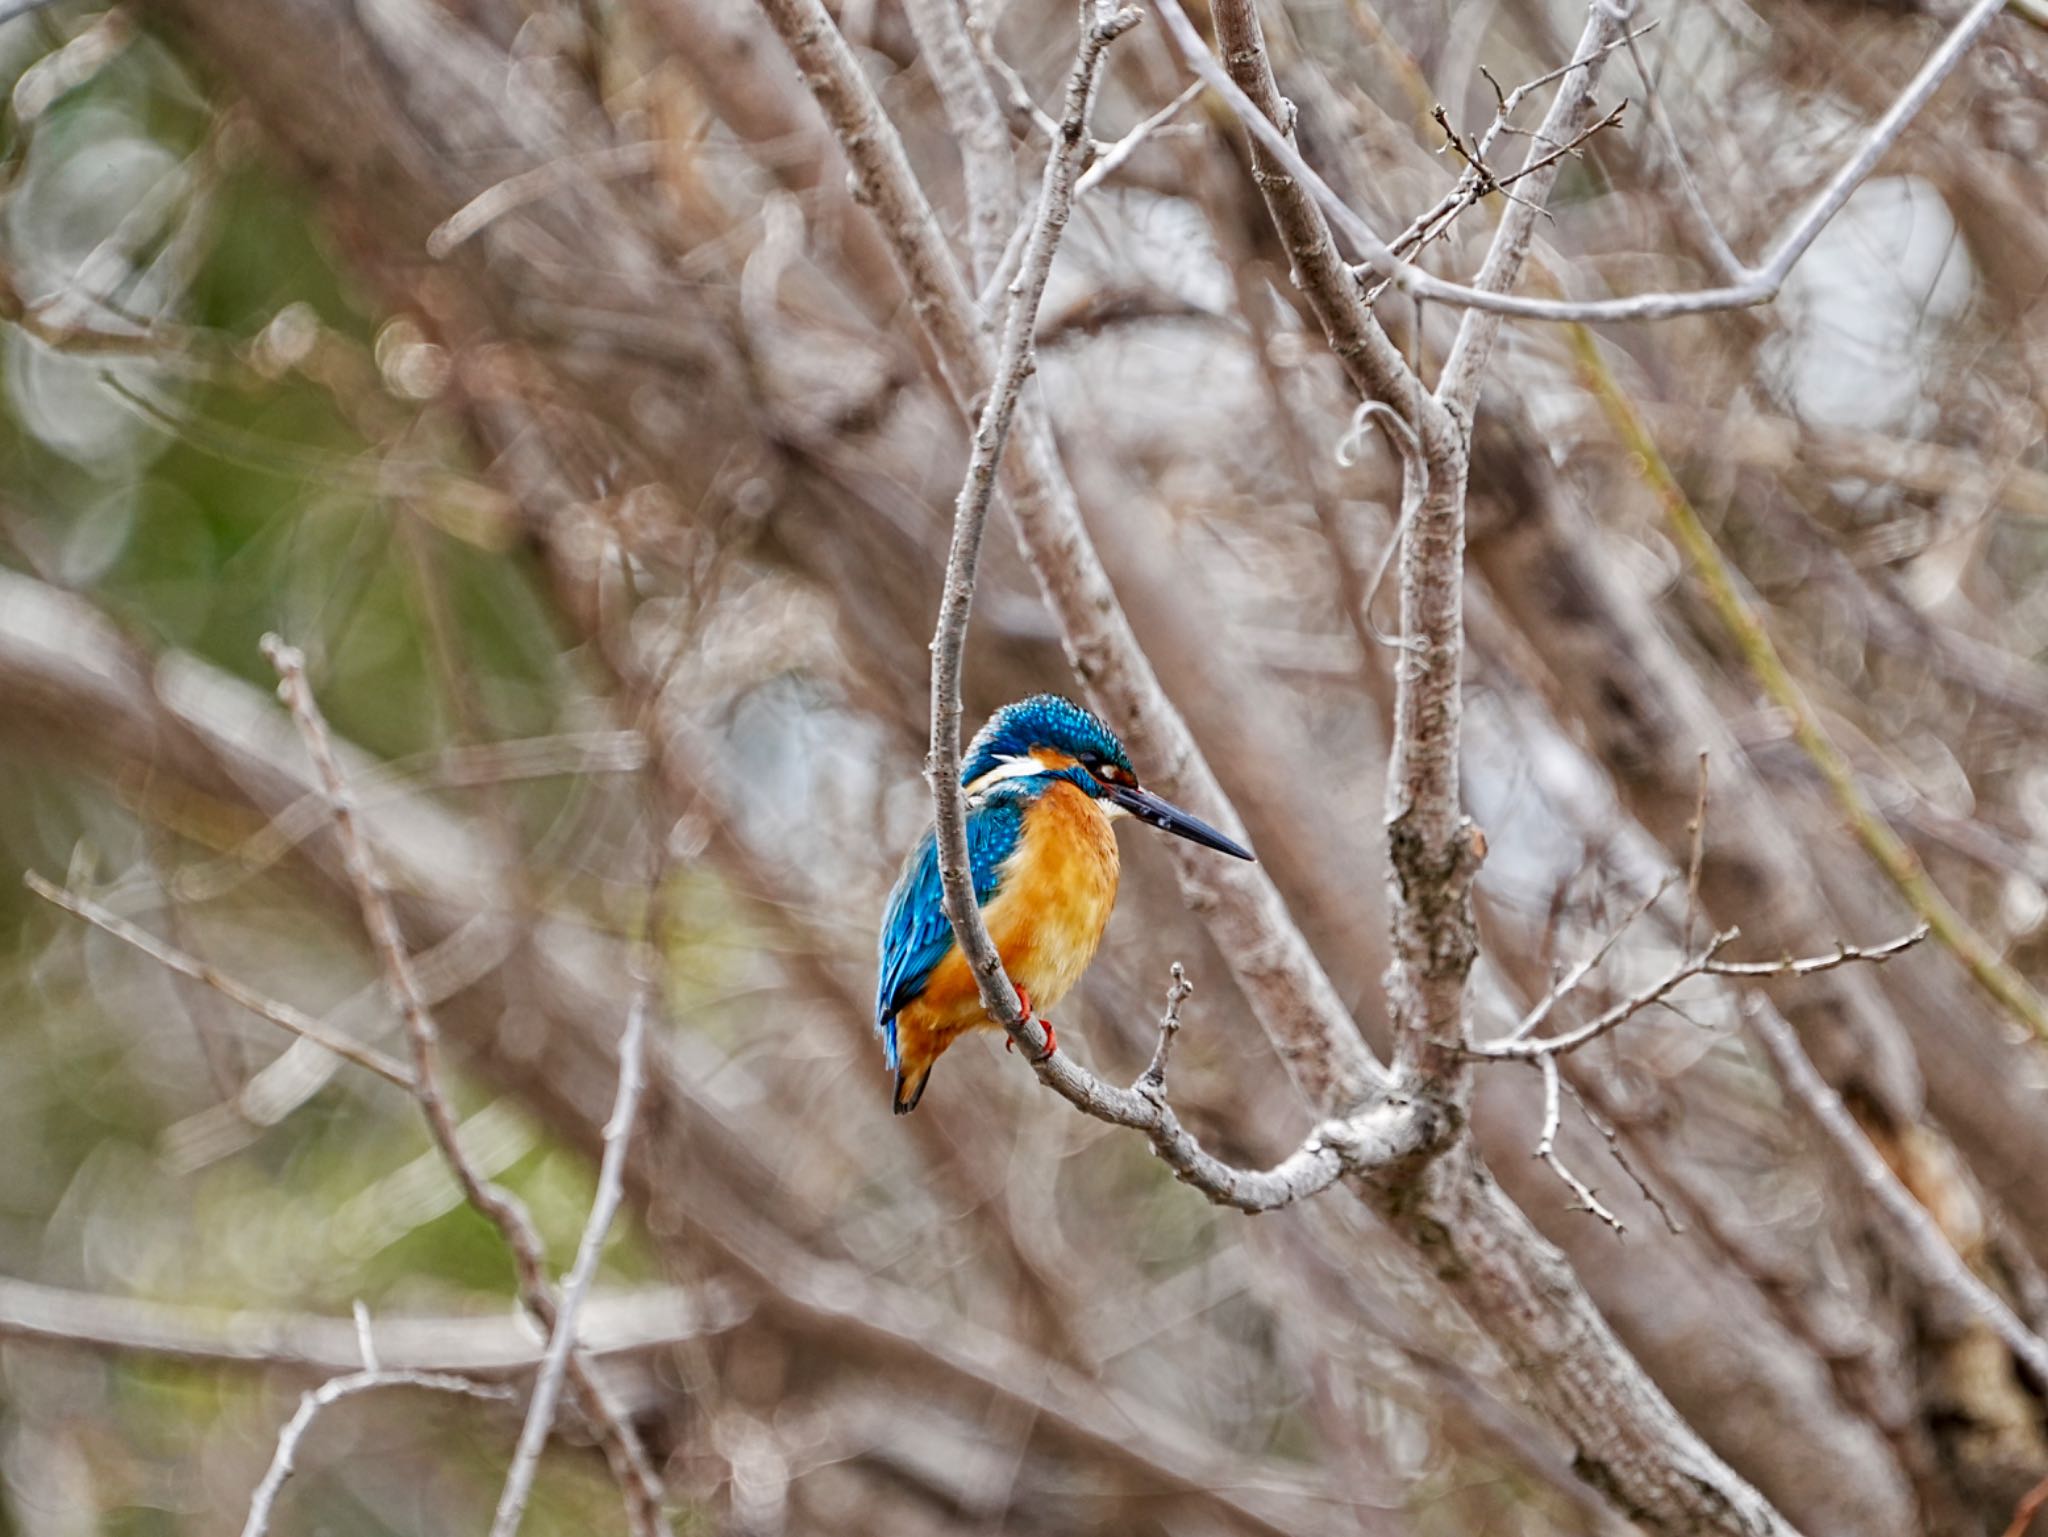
[875,794,1027,1068]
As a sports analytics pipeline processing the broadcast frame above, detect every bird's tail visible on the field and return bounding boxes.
[892,1062,933,1116]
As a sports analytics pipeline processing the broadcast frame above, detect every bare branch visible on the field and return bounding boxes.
[1534,1054,1625,1233]
[1075,82,1203,196]
[900,0,1017,286]
[240,1370,512,1537]
[1607,6,1744,279]
[351,1302,377,1371]
[1475,925,1929,1061]
[25,872,418,1090]
[0,1273,748,1373]
[489,962,657,1537]
[1436,6,1619,418]
[1205,0,1439,429]
[1007,972,1420,1214]
[1510,874,1676,1045]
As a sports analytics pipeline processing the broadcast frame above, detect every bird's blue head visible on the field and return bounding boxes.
[960,694,1254,861]
[962,694,1131,789]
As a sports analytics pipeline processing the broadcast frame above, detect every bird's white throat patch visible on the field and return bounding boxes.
[965,754,1054,795]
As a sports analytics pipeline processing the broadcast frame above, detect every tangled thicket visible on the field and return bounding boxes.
[2,0,2047,1533]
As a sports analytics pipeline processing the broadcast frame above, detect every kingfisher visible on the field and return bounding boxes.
[875,695,1254,1114]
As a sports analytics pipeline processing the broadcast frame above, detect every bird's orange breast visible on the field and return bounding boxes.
[909,780,1121,1032]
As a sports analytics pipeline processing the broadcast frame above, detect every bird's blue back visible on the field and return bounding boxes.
[875,789,1030,1069]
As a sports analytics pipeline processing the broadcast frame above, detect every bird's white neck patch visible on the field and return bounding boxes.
[965,754,1053,795]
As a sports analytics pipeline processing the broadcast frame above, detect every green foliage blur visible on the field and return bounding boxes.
[0,12,672,1531]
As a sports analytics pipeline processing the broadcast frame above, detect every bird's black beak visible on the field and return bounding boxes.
[1105,783,1256,860]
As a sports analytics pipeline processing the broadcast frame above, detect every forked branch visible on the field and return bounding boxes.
[1473,924,1929,1062]
[240,1370,512,1537]
[1151,0,2005,323]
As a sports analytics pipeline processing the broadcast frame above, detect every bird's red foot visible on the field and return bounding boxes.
[1003,984,1056,1061]
[1005,1019,1057,1059]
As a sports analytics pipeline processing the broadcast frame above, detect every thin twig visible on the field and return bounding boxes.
[1435,5,1619,418]
[1572,329,2048,1049]
[1510,873,1676,1043]
[240,1370,511,1537]
[489,943,658,1537]
[1564,1080,1685,1235]
[261,637,668,1536]
[1473,924,1929,1060]
[1337,399,1428,651]
[1533,1054,1625,1232]
[1683,752,1709,952]
[1075,82,1204,195]
[1149,0,2004,323]
[1372,24,1652,283]
[1139,963,1193,1090]
[1371,94,1627,293]
[26,872,418,1090]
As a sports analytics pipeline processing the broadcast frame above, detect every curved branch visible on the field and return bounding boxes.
[242,1370,512,1537]
[927,0,1138,1062]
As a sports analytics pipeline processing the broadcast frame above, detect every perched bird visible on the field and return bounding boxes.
[875,695,1254,1114]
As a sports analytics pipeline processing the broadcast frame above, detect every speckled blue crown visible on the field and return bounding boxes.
[960,695,1133,786]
